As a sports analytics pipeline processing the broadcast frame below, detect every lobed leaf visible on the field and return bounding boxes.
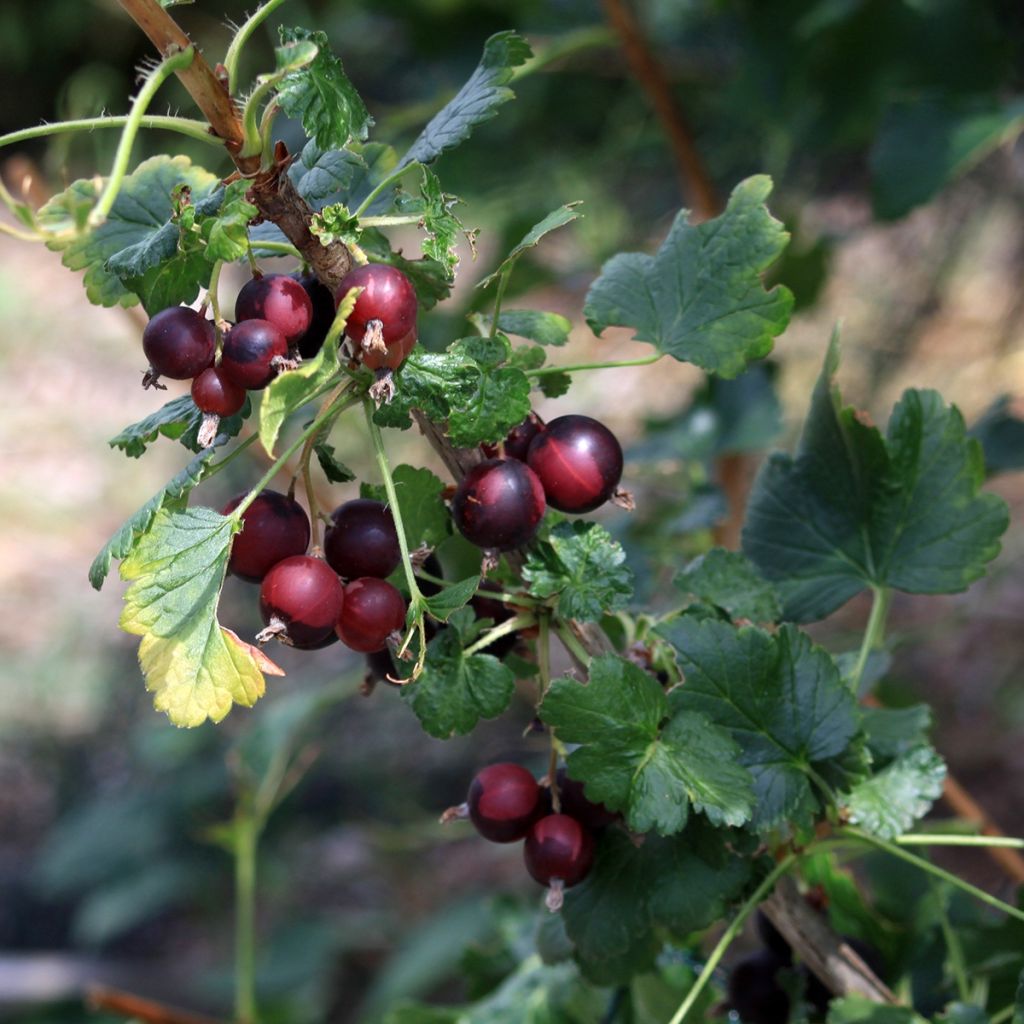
[361,465,450,552]
[422,576,480,623]
[675,547,781,624]
[844,746,946,840]
[110,394,248,458]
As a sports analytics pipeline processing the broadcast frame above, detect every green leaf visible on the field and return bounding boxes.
[477,203,583,289]
[89,447,219,590]
[361,228,452,311]
[1014,970,1024,1024]
[827,998,924,1024]
[395,166,471,280]
[402,626,515,738]
[584,176,792,378]
[276,27,373,150]
[508,345,545,372]
[862,705,932,763]
[660,618,863,831]
[313,441,356,483]
[399,31,533,168]
[201,179,258,263]
[845,746,946,840]
[488,309,572,347]
[446,366,532,448]
[523,521,633,622]
[38,155,219,308]
[120,507,278,726]
[423,575,480,622]
[372,348,478,430]
[675,548,781,624]
[537,371,571,399]
[540,655,753,834]
[310,202,363,251]
[742,335,1009,622]
[109,394,249,458]
[361,465,450,551]
[871,97,1024,220]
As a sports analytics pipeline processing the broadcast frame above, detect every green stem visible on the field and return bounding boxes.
[667,854,798,1024]
[933,880,970,1002]
[250,239,303,259]
[895,834,1024,849]
[490,269,511,338]
[555,622,592,669]
[0,221,42,242]
[352,162,420,218]
[990,1003,1017,1024]
[223,0,292,93]
[526,353,661,377]
[0,114,218,151]
[208,433,259,476]
[234,815,259,1024]
[239,75,281,159]
[89,46,196,226]
[512,25,616,80]
[538,612,560,811]
[359,214,424,227]
[416,570,538,607]
[463,612,536,658]
[843,828,1024,925]
[849,586,892,694]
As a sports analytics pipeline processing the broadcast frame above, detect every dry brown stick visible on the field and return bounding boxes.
[86,985,224,1024]
[942,775,1024,885]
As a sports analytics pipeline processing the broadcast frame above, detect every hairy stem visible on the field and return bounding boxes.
[0,115,218,152]
[224,0,293,94]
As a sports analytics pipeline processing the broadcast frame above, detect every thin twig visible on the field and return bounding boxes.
[86,985,224,1024]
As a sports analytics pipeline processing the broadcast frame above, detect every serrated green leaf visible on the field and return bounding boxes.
[372,348,479,431]
[540,655,753,834]
[361,465,450,551]
[202,179,258,263]
[394,166,470,280]
[827,998,924,1024]
[276,27,372,150]
[423,575,480,622]
[523,521,633,622]
[310,202,362,250]
[38,156,219,308]
[446,366,532,448]
[402,627,514,738]
[661,618,863,832]
[120,507,277,726]
[487,309,572,347]
[451,333,511,370]
[742,335,1009,622]
[313,441,355,483]
[399,31,533,169]
[477,203,582,290]
[862,705,932,763]
[89,447,219,590]
[508,346,546,372]
[537,371,571,399]
[109,393,248,459]
[845,746,946,840]
[584,176,792,378]
[675,548,780,624]
[361,228,452,311]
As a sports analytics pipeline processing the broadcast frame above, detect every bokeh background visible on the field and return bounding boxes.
[2,0,1024,1020]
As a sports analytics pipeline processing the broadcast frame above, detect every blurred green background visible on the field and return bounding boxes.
[2,0,1024,1020]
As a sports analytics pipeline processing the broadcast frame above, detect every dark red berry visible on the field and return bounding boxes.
[470,582,518,658]
[235,274,313,345]
[523,814,594,888]
[336,577,407,653]
[468,763,542,843]
[219,319,288,390]
[361,328,417,371]
[222,490,310,583]
[452,459,546,551]
[336,263,417,345]
[554,769,617,829]
[142,307,215,380]
[527,414,623,514]
[482,412,545,462]
[259,555,344,649]
[191,366,246,417]
[324,499,401,580]
[292,272,336,359]
[727,950,790,1024]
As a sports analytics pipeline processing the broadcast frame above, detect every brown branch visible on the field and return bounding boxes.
[86,985,224,1024]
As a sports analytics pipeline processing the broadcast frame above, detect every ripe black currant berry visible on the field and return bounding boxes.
[452,459,546,551]
[235,273,313,346]
[324,499,401,580]
[336,263,417,345]
[259,555,344,649]
[292,272,336,359]
[727,950,789,1024]
[527,414,623,514]
[336,577,407,653]
[482,412,545,462]
[219,319,289,390]
[222,490,310,583]
[524,814,594,889]
[467,763,542,843]
[470,583,518,658]
[142,306,215,380]
[553,769,617,829]
[191,366,246,417]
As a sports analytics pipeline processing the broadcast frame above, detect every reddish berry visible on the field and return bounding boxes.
[142,307,215,380]
[259,555,344,649]
[336,577,407,653]
[482,412,545,462]
[220,319,288,390]
[527,414,623,514]
[468,763,542,843]
[292,272,336,359]
[324,499,401,581]
[336,263,417,345]
[553,769,617,829]
[222,490,310,583]
[452,459,546,551]
[191,366,246,417]
[235,274,313,346]
[523,814,594,888]
[361,328,417,371]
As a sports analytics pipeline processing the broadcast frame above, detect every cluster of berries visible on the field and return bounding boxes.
[224,491,408,655]
[454,763,617,910]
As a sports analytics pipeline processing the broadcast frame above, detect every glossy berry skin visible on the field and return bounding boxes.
[468,763,542,843]
[523,814,594,888]
[259,556,344,649]
[235,274,313,345]
[482,412,545,462]
[727,950,789,1024]
[452,459,546,551]
[336,577,407,653]
[292,272,336,359]
[336,263,417,345]
[219,319,288,390]
[222,490,310,583]
[527,415,623,514]
[324,499,401,581]
[142,307,215,380]
[191,366,246,417]
[554,769,617,829]
[361,328,417,371]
